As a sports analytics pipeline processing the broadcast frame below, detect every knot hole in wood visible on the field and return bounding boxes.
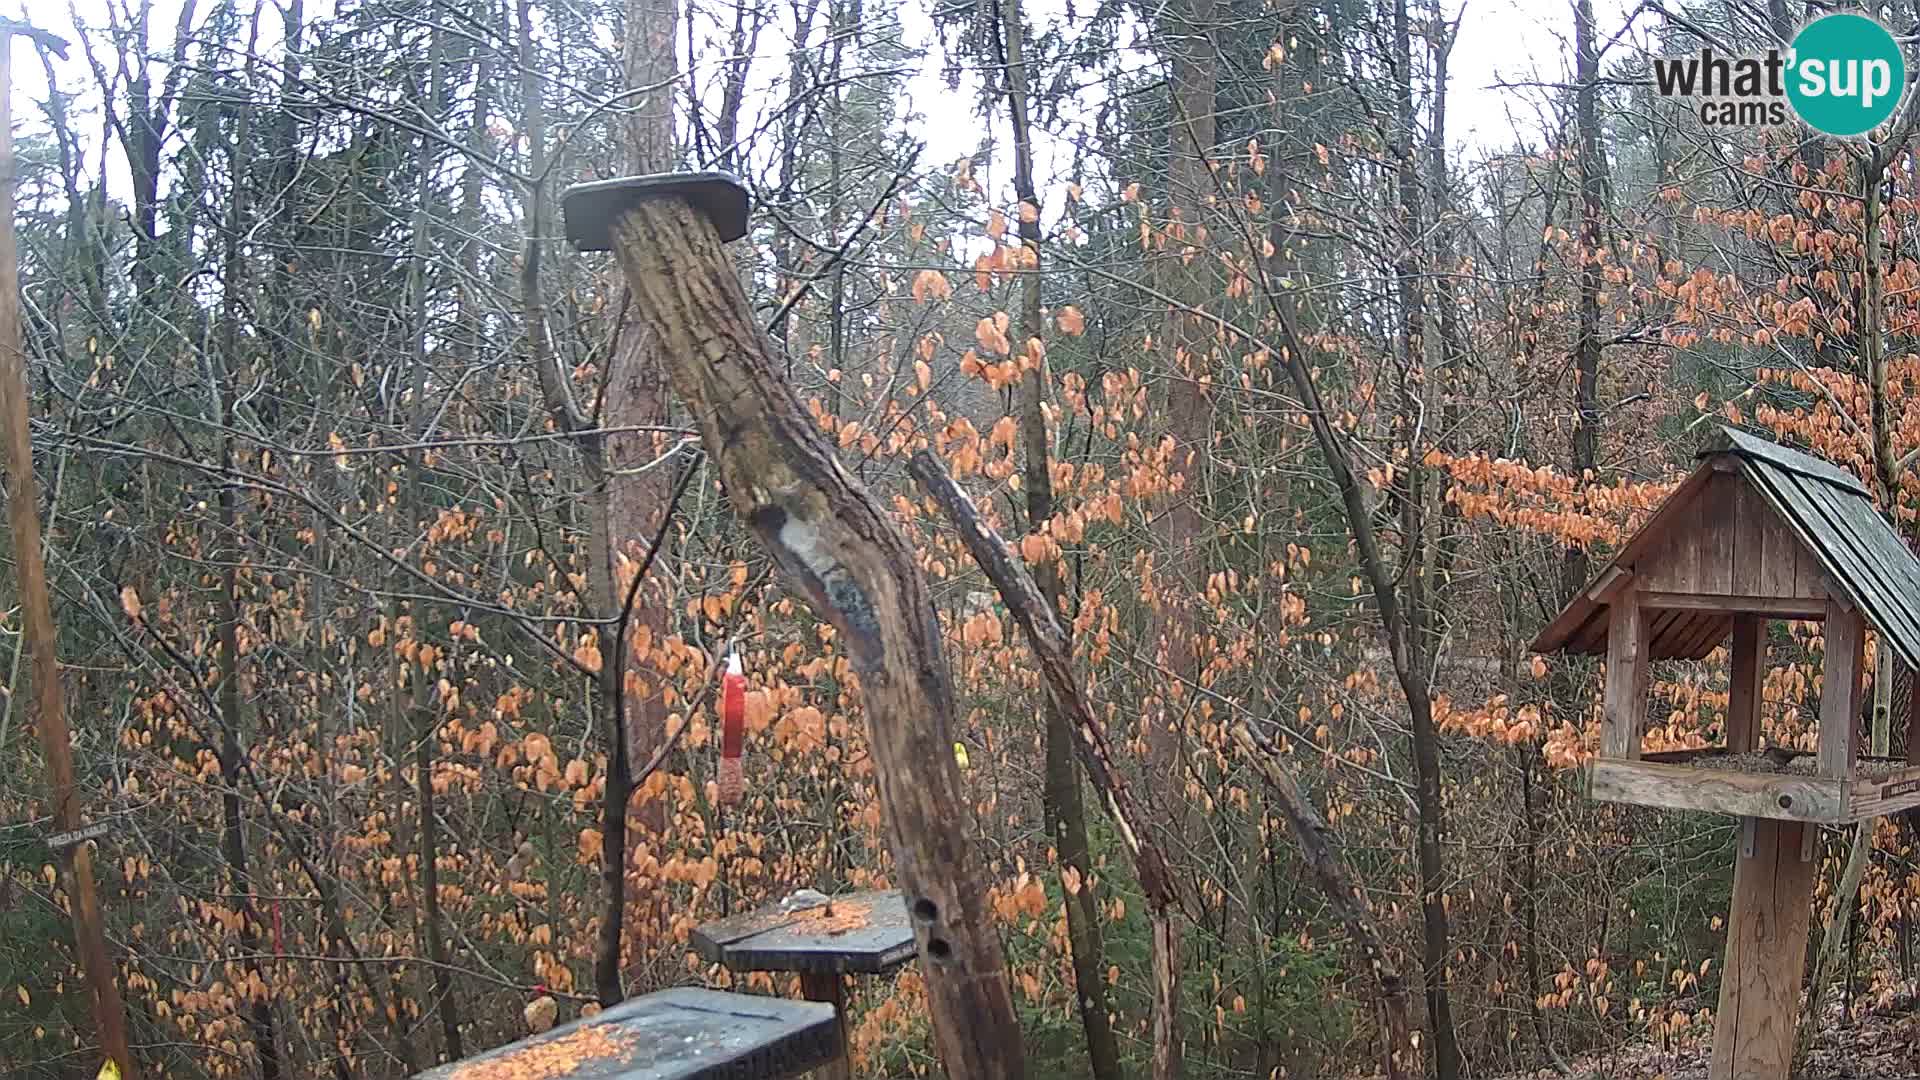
[909,896,955,964]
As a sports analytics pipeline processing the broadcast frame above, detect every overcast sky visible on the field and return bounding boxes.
[7,0,1638,220]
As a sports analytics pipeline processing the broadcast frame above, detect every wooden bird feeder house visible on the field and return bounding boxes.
[1534,426,1920,1079]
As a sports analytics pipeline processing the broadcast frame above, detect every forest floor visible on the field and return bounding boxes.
[1492,997,1920,1079]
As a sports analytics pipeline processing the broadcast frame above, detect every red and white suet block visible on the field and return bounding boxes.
[717,652,746,806]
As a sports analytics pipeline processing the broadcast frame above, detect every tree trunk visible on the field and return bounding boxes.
[1562,0,1606,604]
[594,192,1027,1079]
[0,32,141,1079]
[216,38,281,1074]
[1391,1,1460,1074]
[1153,0,1218,886]
[405,11,463,1059]
[592,0,683,1008]
[998,1,1122,1076]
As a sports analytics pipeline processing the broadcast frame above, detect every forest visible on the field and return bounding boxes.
[4,0,1920,1077]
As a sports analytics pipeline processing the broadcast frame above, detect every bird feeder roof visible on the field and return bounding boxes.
[1533,426,1920,670]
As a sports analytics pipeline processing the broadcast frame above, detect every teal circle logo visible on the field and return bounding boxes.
[1787,14,1907,137]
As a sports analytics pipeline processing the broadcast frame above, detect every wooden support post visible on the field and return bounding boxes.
[798,972,850,1080]
[1908,668,1920,766]
[0,19,139,1080]
[1819,600,1865,779]
[561,174,1026,1079]
[1870,642,1892,759]
[1712,818,1818,1080]
[1602,588,1649,760]
[1728,615,1766,754]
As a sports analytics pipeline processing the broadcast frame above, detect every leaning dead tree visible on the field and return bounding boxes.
[560,173,1026,1079]
[909,451,1186,1079]
[910,450,1419,1080]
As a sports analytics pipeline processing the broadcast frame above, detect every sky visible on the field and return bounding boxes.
[4,0,1641,222]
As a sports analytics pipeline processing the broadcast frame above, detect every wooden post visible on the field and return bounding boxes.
[1728,615,1766,754]
[0,20,139,1080]
[1870,642,1892,759]
[1602,588,1649,759]
[561,174,1026,1079]
[1819,599,1865,779]
[1908,669,1920,766]
[798,972,850,1080]
[1712,818,1818,1079]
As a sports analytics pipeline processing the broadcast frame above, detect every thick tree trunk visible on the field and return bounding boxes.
[597,194,1026,1079]
[1153,0,1218,886]
[593,0,681,1006]
[997,1,1121,1076]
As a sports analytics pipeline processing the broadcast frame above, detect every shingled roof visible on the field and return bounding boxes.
[1532,426,1920,671]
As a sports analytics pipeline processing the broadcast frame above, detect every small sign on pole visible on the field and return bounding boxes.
[48,822,110,850]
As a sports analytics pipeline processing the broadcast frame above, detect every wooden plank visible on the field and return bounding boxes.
[1730,479,1771,596]
[1586,760,1846,823]
[1612,462,1720,569]
[1676,612,1732,660]
[1818,599,1865,779]
[1662,611,1708,660]
[1846,764,1920,819]
[411,987,841,1080]
[1909,674,1920,767]
[1710,818,1818,1080]
[1568,611,1610,655]
[1740,468,1844,608]
[1643,607,1684,659]
[1728,616,1766,754]
[1638,592,1826,618]
[1696,473,1736,595]
[1602,590,1650,760]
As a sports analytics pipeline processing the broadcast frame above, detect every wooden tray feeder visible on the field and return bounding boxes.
[411,987,839,1080]
[690,891,916,1080]
[1534,426,1920,1079]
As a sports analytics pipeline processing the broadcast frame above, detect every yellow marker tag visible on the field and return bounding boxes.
[953,742,970,769]
[97,1060,122,1080]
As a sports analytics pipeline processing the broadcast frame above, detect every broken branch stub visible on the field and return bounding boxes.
[561,174,1025,1080]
